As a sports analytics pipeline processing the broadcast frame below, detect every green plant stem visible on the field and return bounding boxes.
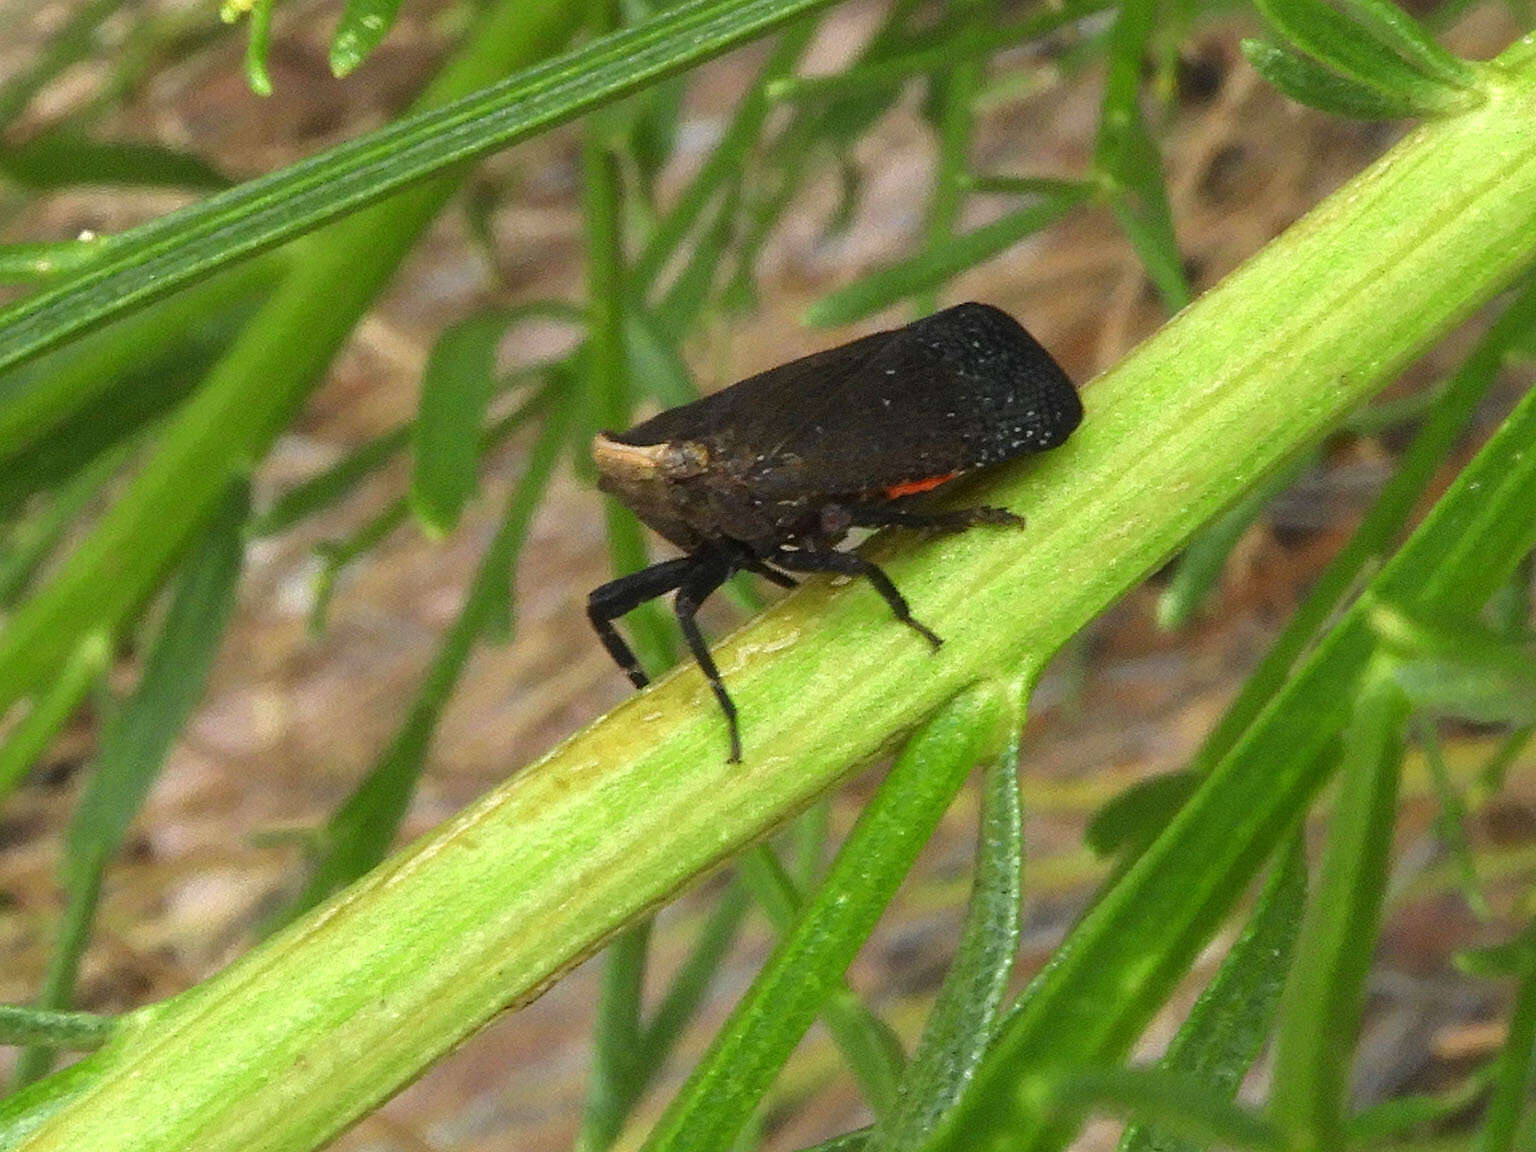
[13,36,1536,1152]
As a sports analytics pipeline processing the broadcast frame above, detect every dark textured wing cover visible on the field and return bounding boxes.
[615,303,1082,502]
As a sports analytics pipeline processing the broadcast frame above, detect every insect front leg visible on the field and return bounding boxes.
[848,504,1023,532]
[769,547,943,650]
[588,556,697,688]
[671,554,740,762]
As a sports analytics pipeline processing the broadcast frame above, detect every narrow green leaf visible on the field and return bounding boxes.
[0,255,283,463]
[0,0,843,378]
[0,243,103,287]
[1479,944,1536,1152]
[0,0,127,131]
[1371,602,1536,724]
[1085,771,1197,859]
[330,0,404,78]
[643,684,1007,1152]
[1269,663,1406,1149]
[577,923,654,1152]
[1048,1066,1286,1152]
[1332,0,1478,89]
[411,312,508,536]
[0,1007,113,1052]
[805,187,1088,327]
[1096,0,1191,314]
[243,0,276,97]
[1250,0,1475,111]
[1119,839,1307,1152]
[16,482,247,1085]
[1242,39,1431,120]
[252,425,411,538]
[0,130,228,192]
[640,881,752,1055]
[63,482,250,890]
[0,439,134,609]
[625,310,700,410]
[309,500,410,634]
[1184,271,1536,790]
[1346,1069,1492,1144]
[738,847,907,1116]
[1157,454,1316,630]
[795,1132,870,1152]
[869,731,1024,1152]
[1417,722,1491,921]
[0,634,109,806]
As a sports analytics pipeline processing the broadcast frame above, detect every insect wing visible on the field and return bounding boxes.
[743,302,1082,502]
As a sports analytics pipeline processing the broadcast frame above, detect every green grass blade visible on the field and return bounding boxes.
[0,255,281,465]
[0,439,134,609]
[1096,0,1191,314]
[252,425,410,538]
[577,923,654,1152]
[869,730,1024,1152]
[1118,838,1307,1152]
[0,0,126,130]
[642,684,1007,1152]
[1268,664,1406,1149]
[640,881,752,1056]
[1416,722,1491,921]
[0,0,844,377]
[1371,602,1536,724]
[1477,943,1536,1152]
[329,0,404,77]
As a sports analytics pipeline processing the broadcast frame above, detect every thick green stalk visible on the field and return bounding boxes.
[0,0,581,717]
[9,35,1536,1152]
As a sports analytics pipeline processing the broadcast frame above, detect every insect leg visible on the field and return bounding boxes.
[770,548,943,650]
[672,555,741,762]
[741,558,797,589]
[587,556,697,688]
[849,505,1023,532]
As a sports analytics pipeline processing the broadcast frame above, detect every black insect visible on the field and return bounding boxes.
[589,301,1082,762]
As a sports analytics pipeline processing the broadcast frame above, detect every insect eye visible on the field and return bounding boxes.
[661,442,710,477]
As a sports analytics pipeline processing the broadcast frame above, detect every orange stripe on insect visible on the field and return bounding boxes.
[884,473,957,498]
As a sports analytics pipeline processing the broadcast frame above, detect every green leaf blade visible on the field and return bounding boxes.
[330,0,405,78]
[410,312,507,537]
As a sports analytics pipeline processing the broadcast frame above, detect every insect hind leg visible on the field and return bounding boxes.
[588,556,697,688]
[671,555,740,762]
[770,548,942,650]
